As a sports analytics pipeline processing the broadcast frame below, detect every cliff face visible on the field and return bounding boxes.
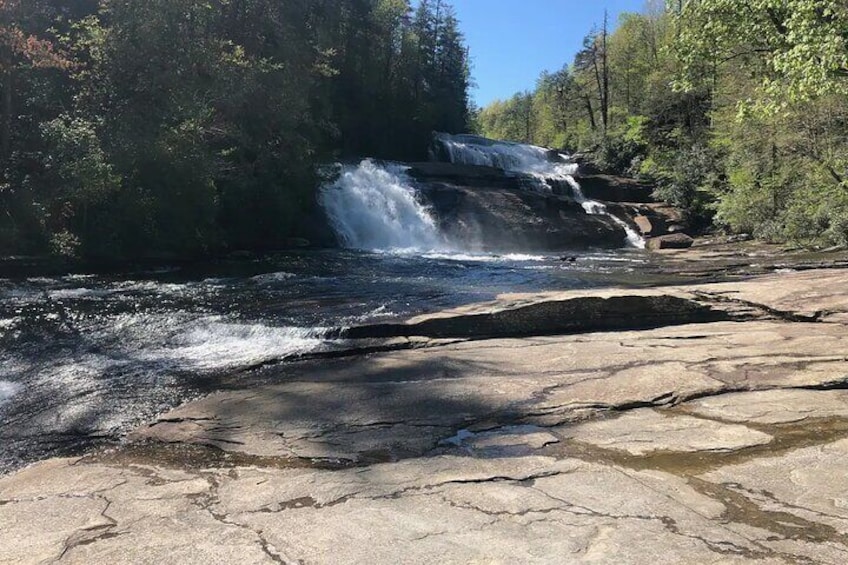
[414,133,693,251]
[407,162,628,251]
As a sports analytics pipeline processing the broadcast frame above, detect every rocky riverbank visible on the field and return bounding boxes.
[3,250,848,564]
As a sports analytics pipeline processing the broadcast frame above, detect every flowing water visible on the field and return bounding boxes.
[319,160,444,251]
[1,138,661,474]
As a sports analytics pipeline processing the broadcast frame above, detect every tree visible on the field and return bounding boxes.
[0,0,69,162]
[673,0,848,110]
[574,22,609,134]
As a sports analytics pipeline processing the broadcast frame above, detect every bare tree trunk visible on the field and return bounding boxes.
[1,67,11,163]
[590,45,607,134]
[584,95,597,131]
[601,11,609,134]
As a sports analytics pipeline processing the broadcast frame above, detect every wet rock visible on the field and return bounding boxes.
[407,161,525,190]
[438,425,560,457]
[701,438,848,537]
[418,181,628,251]
[342,293,729,340]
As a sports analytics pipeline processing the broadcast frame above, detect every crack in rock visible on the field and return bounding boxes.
[692,291,828,323]
[55,496,120,562]
[188,475,294,565]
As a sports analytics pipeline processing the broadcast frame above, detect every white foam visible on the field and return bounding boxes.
[421,251,547,263]
[438,134,646,249]
[250,272,297,284]
[133,316,327,371]
[319,160,445,251]
[436,133,576,177]
[0,380,20,406]
[48,287,114,299]
[364,305,397,319]
[500,253,548,262]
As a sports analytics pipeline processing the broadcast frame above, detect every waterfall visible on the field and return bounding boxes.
[319,159,444,251]
[435,133,646,249]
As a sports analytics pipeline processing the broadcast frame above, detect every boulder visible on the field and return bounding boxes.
[571,153,602,175]
[633,215,655,236]
[647,233,695,250]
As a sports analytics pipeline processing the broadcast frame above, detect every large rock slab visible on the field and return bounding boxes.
[575,174,654,203]
[701,438,848,538]
[686,389,848,424]
[418,181,628,250]
[133,317,848,462]
[342,292,729,340]
[565,409,773,455]
[0,454,803,565]
[4,267,848,563]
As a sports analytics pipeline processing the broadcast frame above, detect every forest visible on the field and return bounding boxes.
[477,0,848,247]
[4,1,848,262]
[0,0,470,260]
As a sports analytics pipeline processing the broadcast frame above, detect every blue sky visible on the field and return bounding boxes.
[450,0,647,107]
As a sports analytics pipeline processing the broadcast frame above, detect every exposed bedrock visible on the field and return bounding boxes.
[421,182,628,251]
[4,268,848,564]
[408,161,688,251]
[129,268,848,464]
[340,293,729,340]
[411,167,628,251]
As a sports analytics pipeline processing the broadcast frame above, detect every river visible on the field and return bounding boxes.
[1,135,673,474]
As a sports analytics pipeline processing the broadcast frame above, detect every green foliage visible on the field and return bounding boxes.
[39,116,122,256]
[592,115,650,175]
[477,92,535,143]
[672,0,848,111]
[652,143,720,225]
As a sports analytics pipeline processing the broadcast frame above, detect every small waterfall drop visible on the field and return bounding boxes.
[435,133,645,248]
[319,159,444,251]
[566,176,646,249]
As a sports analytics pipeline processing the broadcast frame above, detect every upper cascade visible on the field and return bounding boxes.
[432,133,577,188]
[318,159,444,252]
[433,133,645,248]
